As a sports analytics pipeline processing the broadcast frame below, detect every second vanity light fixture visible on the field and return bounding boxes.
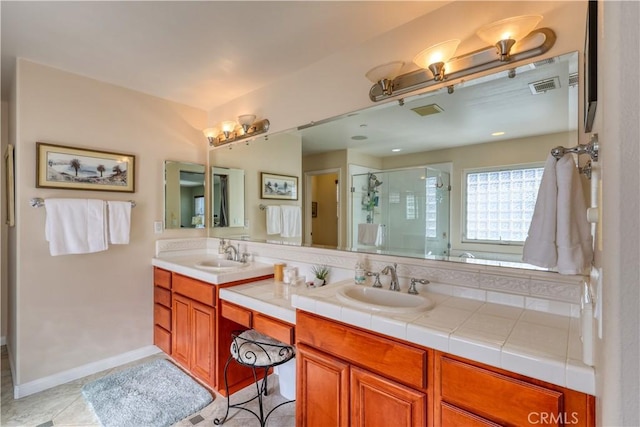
[203,114,270,147]
[367,15,552,102]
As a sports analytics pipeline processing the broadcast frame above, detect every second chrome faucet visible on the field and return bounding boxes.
[380,263,400,291]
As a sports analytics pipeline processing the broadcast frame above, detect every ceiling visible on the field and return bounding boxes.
[1,1,446,110]
[2,1,578,158]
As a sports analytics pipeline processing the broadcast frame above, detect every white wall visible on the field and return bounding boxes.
[10,60,207,389]
[598,1,640,425]
[1,101,8,344]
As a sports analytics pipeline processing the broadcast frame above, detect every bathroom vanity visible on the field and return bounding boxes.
[152,238,596,425]
[151,254,274,394]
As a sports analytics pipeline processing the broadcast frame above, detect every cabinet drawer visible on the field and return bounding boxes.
[154,324,171,355]
[441,403,501,427]
[173,274,215,306]
[296,311,426,389]
[154,286,171,308]
[440,356,563,426]
[154,303,171,331]
[220,301,252,328]
[254,313,294,345]
[154,267,172,289]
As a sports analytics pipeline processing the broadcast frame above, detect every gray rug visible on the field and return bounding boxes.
[82,358,213,427]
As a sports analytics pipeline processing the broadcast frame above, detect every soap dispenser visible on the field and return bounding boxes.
[354,256,366,285]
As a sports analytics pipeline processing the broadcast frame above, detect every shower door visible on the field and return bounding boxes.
[351,168,450,257]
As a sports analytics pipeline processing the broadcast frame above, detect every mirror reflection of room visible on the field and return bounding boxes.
[211,166,245,228]
[164,161,205,229]
[208,51,579,271]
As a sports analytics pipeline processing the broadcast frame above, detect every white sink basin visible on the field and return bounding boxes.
[194,259,248,272]
[336,285,434,313]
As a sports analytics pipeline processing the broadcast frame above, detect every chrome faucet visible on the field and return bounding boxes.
[408,278,430,295]
[366,271,382,288]
[224,244,239,261]
[381,263,400,291]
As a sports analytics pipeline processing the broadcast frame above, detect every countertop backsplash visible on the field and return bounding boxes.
[155,237,585,318]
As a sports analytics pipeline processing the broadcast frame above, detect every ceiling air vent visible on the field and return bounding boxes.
[528,76,561,95]
[411,103,444,117]
[531,57,556,68]
[569,72,579,87]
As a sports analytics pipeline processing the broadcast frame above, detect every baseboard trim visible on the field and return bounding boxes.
[13,345,162,399]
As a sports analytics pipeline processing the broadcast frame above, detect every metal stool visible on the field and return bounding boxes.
[214,329,296,426]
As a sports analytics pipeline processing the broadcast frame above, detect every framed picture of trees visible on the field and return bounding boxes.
[36,142,136,192]
[260,172,298,200]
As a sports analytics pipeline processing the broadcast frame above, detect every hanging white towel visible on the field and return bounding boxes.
[523,154,593,274]
[266,205,281,235]
[44,199,108,256]
[107,201,131,244]
[358,223,384,246]
[280,205,301,238]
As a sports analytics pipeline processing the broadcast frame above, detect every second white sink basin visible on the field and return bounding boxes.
[337,285,434,313]
[194,259,248,272]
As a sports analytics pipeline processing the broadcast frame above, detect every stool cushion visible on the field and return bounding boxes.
[231,329,295,367]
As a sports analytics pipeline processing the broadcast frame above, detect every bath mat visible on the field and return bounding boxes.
[82,358,213,427]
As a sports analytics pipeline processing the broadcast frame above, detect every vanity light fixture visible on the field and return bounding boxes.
[413,39,460,81]
[476,15,543,62]
[365,61,405,96]
[203,115,270,147]
[368,15,554,102]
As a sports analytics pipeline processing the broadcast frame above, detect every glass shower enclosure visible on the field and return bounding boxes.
[351,168,450,258]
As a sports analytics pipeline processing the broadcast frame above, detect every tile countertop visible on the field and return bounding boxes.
[219,279,595,396]
[151,254,274,285]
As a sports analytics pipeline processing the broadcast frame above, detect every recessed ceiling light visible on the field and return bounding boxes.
[351,135,367,140]
[391,148,402,152]
[491,131,505,136]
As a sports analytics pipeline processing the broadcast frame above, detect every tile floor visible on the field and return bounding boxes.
[1,347,295,427]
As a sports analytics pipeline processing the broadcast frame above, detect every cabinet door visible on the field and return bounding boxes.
[191,300,215,385]
[172,294,191,369]
[351,366,426,427]
[297,344,349,427]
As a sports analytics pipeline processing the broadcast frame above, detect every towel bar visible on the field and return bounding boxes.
[30,197,136,208]
[550,134,599,162]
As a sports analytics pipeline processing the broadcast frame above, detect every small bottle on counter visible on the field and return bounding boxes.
[218,239,227,258]
[354,256,366,285]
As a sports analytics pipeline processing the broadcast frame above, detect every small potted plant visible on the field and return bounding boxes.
[311,264,330,287]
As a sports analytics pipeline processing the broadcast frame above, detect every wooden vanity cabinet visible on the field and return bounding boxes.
[435,353,596,427]
[171,274,216,386]
[297,310,596,427]
[296,311,430,427]
[153,267,172,355]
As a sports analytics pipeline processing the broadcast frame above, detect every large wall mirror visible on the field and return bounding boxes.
[212,51,580,272]
[164,160,206,229]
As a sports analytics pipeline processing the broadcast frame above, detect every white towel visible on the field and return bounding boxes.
[523,154,593,274]
[280,205,301,238]
[107,201,131,244]
[266,205,281,235]
[358,223,384,246]
[44,199,108,256]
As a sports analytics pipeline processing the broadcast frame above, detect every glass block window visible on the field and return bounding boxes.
[464,166,544,243]
[405,192,416,220]
[425,177,438,238]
